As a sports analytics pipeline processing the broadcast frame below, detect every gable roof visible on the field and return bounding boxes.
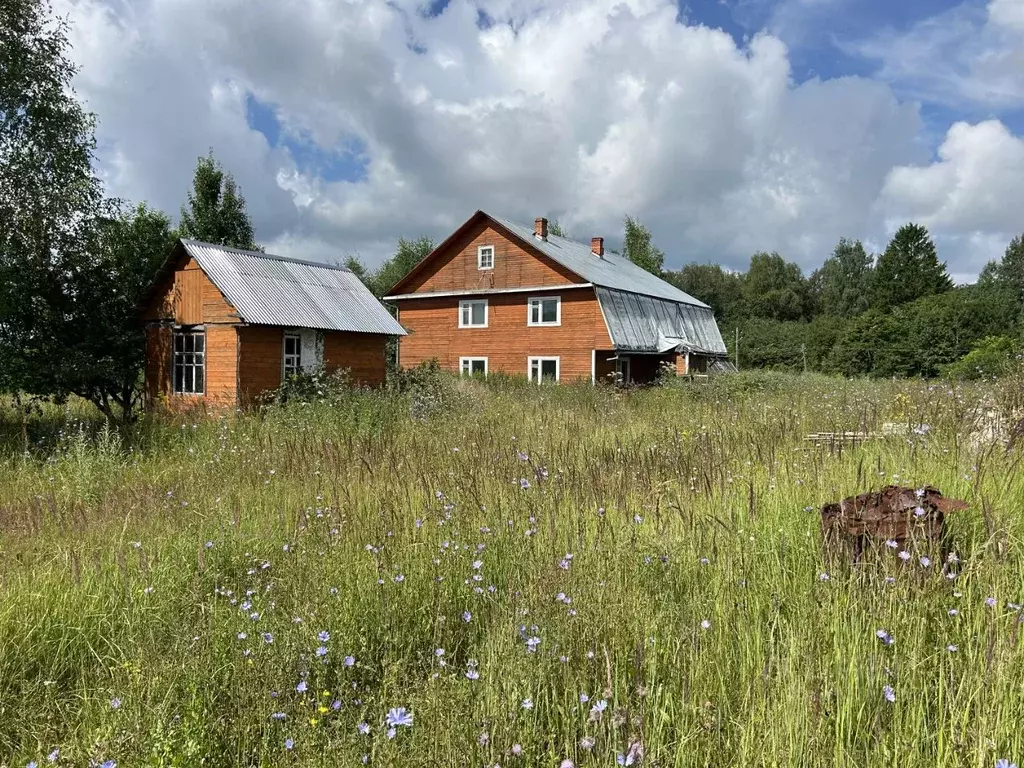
[489,215,710,308]
[168,240,405,336]
[386,210,709,308]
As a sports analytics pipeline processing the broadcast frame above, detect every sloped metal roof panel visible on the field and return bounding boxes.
[491,216,711,307]
[181,240,406,336]
[595,287,727,355]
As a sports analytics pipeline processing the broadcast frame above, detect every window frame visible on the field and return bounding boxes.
[282,333,302,378]
[171,327,206,396]
[459,357,489,377]
[477,245,495,270]
[615,356,631,384]
[458,299,489,328]
[527,356,560,384]
[527,295,562,327]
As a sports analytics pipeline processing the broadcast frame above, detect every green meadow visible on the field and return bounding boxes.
[1,372,1022,767]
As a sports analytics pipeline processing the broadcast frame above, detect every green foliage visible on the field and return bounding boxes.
[178,151,261,251]
[741,251,810,321]
[622,215,664,276]
[873,224,952,310]
[977,235,1024,314]
[944,335,1020,380]
[810,238,874,317]
[387,359,465,419]
[348,236,435,299]
[547,219,568,238]
[264,366,356,406]
[663,264,743,321]
[2,380,1023,766]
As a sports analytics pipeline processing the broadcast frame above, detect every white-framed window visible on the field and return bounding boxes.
[527,296,561,326]
[283,333,302,377]
[172,328,205,395]
[477,245,494,270]
[528,356,560,383]
[460,357,488,377]
[459,299,488,328]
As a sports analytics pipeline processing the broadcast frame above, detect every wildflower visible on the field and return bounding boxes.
[466,669,480,680]
[579,736,595,750]
[590,699,608,718]
[948,609,959,617]
[47,750,59,763]
[463,611,472,623]
[876,629,893,646]
[947,644,958,652]
[143,586,154,595]
[519,478,530,489]
[284,738,294,750]
[318,631,330,642]
[315,646,328,657]
[511,744,523,756]
[898,551,911,561]
[386,727,397,740]
[633,514,643,524]
[521,698,534,710]
[262,632,274,644]
[28,762,37,768]
[205,541,214,549]
[920,556,931,568]
[357,722,370,735]
[883,685,896,703]
[579,693,589,703]
[478,732,490,746]
[435,648,445,657]
[332,700,342,710]
[701,619,711,630]
[525,636,541,653]
[344,655,356,667]
[994,760,1018,768]
[913,506,926,518]
[560,761,575,768]
[986,597,997,608]
[885,539,898,548]
[100,762,116,768]
[819,572,830,581]
[472,560,483,570]
[296,681,308,693]
[110,697,122,710]
[884,576,896,584]
[394,574,405,583]
[271,712,286,720]
[386,707,414,728]
[700,557,710,565]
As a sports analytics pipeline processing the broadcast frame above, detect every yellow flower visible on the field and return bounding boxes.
[321,690,331,698]
[309,718,318,727]
[318,706,329,714]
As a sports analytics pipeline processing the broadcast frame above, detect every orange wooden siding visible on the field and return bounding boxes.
[396,288,612,381]
[238,326,284,405]
[324,332,389,387]
[398,221,584,295]
[145,255,240,325]
[204,326,239,406]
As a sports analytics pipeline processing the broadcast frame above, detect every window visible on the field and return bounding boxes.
[477,245,494,270]
[283,334,302,377]
[459,299,488,328]
[528,296,561,326]
[172,328,205,394]
[528,356,560,383]
[460,357,488,377]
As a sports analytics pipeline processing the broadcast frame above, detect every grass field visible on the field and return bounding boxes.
[1,372,1023,767]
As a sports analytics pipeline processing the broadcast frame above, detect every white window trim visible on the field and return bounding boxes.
[459,357,489,377]
[282,332,302,378]
[458,299,489,328]
[527,295,561,327]
[477,245,495,270]
[528,356,560,384]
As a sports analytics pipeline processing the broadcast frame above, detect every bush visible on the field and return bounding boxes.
[263,366,355,406]
[944,335,1021,380]
[386,359,465,420]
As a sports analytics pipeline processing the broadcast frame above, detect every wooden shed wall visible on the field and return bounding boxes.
[398,221,584,295]
[395,288,611,381]
[323,331,389,387]
[143,255,240,325]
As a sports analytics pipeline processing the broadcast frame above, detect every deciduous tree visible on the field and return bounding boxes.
[179,152,261,251]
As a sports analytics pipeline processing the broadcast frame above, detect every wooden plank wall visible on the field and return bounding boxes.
[238,326,284,406]
[323,331,389,386]
[400,221,584,294]
[396,288,612,382]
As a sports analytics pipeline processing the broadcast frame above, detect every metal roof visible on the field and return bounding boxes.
[490,215,710,307]
[596,287,727,355]
[180,240,406,336]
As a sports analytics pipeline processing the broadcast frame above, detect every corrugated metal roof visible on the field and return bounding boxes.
[181,240,406,336]
[490,215,710,307]
[596,287,727,355]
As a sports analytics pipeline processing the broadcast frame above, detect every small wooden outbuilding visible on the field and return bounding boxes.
[141,239,406,408]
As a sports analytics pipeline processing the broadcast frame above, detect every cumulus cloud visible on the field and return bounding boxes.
[54,0,1023,278]
[879,120,1024,280]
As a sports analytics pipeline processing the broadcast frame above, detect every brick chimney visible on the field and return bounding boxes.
[591,237,604,257]
[534,217,548,240]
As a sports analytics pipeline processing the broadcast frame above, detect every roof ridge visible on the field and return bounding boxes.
[180,239,351,273]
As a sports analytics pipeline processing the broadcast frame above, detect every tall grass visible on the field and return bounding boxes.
[1,374,1022,767]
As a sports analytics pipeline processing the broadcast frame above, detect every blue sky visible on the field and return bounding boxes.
[67,0,1024,278]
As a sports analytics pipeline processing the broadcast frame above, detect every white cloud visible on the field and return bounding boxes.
[845,0,1024,111]
[880,119,1024,279]
[53,0,1023,278]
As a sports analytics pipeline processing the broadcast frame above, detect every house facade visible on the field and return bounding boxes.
[384,211,729,384]
[142,239,406,408]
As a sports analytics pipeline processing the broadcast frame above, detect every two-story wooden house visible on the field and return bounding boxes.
[384,211,729,384]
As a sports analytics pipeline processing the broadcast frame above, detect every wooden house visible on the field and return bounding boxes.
[141,239,406,408]
[383,211,730,383]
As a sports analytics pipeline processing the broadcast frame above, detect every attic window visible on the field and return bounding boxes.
[477,245,494,270]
